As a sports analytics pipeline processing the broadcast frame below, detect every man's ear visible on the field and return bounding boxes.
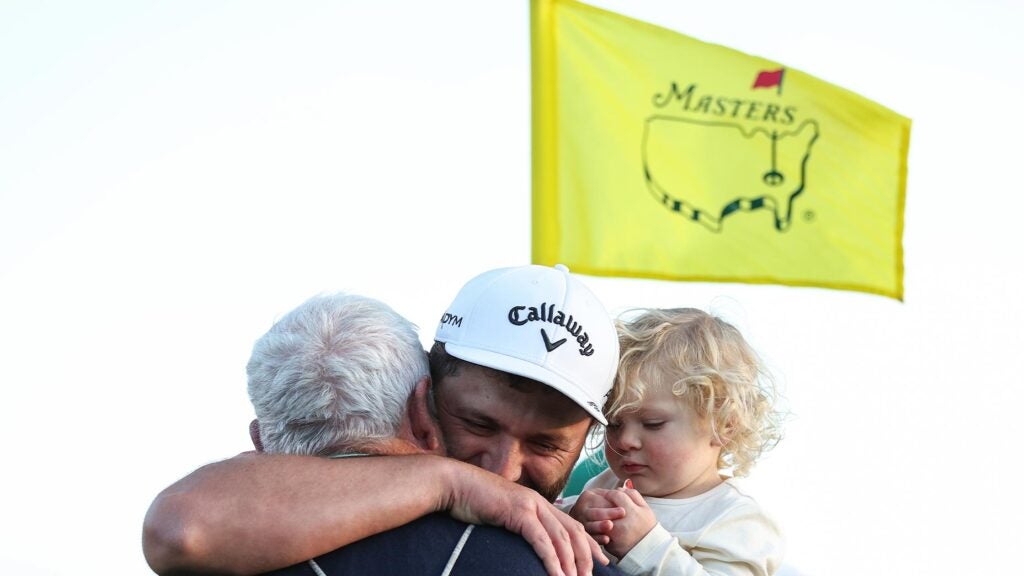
[249,419,265,452]
[408,377,443,454]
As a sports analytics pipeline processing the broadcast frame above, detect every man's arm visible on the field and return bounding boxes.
[143,452,602,576]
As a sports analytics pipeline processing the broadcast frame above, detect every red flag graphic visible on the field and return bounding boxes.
[752,68,784,90]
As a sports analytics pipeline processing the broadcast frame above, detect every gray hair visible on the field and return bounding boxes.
[246,293,429,455]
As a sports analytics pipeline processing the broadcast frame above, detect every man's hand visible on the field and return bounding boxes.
[444,461,608,576]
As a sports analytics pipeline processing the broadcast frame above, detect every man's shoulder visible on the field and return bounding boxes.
[263,514,468,575]
[265,513,624,576]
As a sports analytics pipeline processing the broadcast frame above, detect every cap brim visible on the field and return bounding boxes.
[445,343,608,425]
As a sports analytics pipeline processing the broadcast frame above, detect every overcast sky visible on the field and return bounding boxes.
[2,1,1022,575]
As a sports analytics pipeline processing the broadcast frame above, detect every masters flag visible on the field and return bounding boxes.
[531,0,911,300]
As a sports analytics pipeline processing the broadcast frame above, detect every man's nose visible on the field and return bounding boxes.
[485,437,525,482]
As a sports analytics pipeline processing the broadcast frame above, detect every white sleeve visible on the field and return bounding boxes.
[615,504,784,576]
[616,522,706,576]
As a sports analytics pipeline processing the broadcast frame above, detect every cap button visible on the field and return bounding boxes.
[554,264,570,273]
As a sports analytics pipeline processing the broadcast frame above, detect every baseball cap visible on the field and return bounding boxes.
[435,264,618,424]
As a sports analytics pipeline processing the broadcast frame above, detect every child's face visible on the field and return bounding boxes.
[604,386,724,499]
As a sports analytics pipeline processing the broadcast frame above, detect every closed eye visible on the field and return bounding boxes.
[531,441,562,454]
[462,418,497,435]
[642,421,665,430]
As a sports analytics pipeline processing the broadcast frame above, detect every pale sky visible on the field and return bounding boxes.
[1,1,1022,575]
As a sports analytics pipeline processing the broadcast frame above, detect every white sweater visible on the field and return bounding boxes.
[562,469,784,576]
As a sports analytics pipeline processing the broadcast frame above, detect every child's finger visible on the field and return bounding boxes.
[584,487,617,501]
[604,488,639,510]
[583,519,614,536]
[622,487,646,507]
[582,505,626,522]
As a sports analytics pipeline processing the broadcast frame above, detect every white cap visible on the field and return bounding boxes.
[435,264,618,424]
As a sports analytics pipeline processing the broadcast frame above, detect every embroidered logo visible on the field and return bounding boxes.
[440,312,463,328]
[540,329,566,352]
[508,303,594,357]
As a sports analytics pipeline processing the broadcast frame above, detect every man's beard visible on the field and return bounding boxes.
[522,464,574,502]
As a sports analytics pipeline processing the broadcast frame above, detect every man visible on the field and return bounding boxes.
[243,291,616,575]
[144,264,623,576]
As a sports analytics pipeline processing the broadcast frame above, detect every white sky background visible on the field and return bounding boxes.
[1,1,1022,574]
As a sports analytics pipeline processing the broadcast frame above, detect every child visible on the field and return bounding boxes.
[565,308,784,576]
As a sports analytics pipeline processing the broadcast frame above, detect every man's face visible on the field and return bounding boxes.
[434,362,592,501]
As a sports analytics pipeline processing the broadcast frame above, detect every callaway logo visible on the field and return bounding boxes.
[508,303,595,357]
[540,329,565,352]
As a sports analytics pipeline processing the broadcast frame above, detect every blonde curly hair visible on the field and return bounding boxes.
[605,308,782,477]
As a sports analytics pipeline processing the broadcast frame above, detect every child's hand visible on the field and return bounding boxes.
[601,486,657,558]
[569,488,626,545]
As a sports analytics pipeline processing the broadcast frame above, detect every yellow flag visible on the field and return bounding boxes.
[532,0,911,300]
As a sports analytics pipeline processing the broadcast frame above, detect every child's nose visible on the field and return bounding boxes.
[615,425,642,451]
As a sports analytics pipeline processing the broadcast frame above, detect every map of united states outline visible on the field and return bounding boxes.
[641,116,820,232]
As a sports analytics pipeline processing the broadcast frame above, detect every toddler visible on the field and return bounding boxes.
[565,308,784,576]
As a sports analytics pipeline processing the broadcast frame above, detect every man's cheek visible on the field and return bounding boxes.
[530,461,575,502]
[444,433,483,466]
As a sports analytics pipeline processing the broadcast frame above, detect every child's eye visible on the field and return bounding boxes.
[643,421,665,430]
[606,421,621,430]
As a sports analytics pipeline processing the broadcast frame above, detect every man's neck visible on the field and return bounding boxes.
[334,437,424,457]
